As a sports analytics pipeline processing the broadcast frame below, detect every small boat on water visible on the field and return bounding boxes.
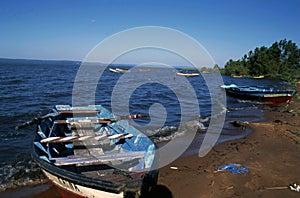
[138,69,153,72]
[176,72,199,77]
[231,74,244,78]
[252,75,265,79]
[16,105,158,198]
[109,68,129,73]
[221,84,296,103]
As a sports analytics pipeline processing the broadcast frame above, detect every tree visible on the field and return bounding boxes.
[223,39,300,82]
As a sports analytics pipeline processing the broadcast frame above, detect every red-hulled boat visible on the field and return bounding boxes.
[221,84,296,103]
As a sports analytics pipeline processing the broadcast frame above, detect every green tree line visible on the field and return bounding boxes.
[221,39,300,82]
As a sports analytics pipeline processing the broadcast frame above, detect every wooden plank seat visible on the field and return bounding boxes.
[54,118,113,125]
[72,123,104,157]
[52,151,146,166]
[40,133,133,143]
[58,110,100,114]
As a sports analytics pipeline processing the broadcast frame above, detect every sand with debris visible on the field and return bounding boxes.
[158,85,300,198]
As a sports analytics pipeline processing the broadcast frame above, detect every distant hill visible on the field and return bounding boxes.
[0,58,208,70]
[0,58,81,66]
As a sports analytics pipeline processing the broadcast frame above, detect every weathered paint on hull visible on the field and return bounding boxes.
[228,94,293,103]
[260,96,293,103]
[54,186,85,198]
[43,170,124,198]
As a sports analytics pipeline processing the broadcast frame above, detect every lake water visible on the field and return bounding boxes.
[0,59,290,191]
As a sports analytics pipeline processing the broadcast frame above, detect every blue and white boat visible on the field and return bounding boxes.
[221,84,296,103]
[16,105,158,198]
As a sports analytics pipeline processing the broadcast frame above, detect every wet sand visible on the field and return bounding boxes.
[2,85,300,198]
[159,84,300,198]
[0,183,60,198]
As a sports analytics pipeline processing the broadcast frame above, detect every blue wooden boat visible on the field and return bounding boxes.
[221,84,296,103]
[16,105,158,198]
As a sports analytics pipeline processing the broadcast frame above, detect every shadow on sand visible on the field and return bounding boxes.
[141,185,173,198]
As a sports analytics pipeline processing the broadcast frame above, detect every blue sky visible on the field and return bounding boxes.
[0,0,299,66]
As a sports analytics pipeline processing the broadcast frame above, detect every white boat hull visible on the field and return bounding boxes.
[43,169,125,198]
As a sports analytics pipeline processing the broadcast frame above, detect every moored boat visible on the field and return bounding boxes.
[231,74,244,78]
[176,72,199,77]
[252,75,265,79]
[109,68,129,73]
[16,105,158,198]
[109,68,119,73]
[138,69,153,72]
[221,84,296,103]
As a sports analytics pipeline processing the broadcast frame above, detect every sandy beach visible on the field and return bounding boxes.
[1,86,299,198]
[158,84,300,198]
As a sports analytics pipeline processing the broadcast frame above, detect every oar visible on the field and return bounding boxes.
[40,133,134,143]
[54,114,149,125]
[16,113,149,130]
[113,114,149,121]
[15,112,59,130]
